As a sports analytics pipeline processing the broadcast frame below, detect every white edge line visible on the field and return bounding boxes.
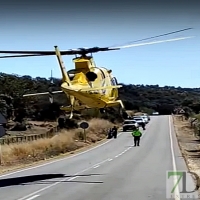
[0,132,122,178]
[169,115,180,200]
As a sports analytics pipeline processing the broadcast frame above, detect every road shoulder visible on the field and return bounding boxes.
[172,115,200,196]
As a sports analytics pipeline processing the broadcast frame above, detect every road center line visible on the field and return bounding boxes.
[169,116,180,200]
[21,195,40,200]
[16,158,110,200]
[67,176,77,181]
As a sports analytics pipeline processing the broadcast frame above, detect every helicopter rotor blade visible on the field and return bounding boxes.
[0,50,76,55]
[108,36,194,50]
[0,48,117,58]
[0,27,193,57]
[0,51,54,55]
[108,27,193,48]
[0,54,48,58]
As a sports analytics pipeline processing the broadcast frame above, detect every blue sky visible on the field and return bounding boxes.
[0,1,199,88]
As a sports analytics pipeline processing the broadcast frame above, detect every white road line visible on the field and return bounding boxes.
[16,158,110,200]
[19,195,40,200]
[15,159,108,200]
[169,116,180,200]
[67,176,77,181]
[0,132,123,178]
[124,148,129,151]
[114,148,131,159]
[96,159,110,165]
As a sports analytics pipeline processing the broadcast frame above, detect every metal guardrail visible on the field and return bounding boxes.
[0,126,58,145]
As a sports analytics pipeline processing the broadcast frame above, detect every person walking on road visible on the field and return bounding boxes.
[107,128,113,139]
[112,126,118,139]
[141,122,146,130]
[132,127,142,146]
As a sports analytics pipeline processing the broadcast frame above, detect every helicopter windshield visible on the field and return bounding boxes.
[111,77,118,85]
[67,69,80,80]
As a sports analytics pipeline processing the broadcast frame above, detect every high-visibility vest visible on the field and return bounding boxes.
[132,130,142,137]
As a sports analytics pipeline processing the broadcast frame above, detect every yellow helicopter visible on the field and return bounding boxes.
[0,28,193,119]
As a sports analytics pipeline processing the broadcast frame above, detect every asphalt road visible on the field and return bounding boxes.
[0,115,199,200]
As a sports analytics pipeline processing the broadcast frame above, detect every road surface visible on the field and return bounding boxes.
[0,115,198,200]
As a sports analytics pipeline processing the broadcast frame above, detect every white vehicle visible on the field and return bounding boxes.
[140,116,149,124]
[123,120,139,132]
[152,112,159,115]
[132,117,146,127]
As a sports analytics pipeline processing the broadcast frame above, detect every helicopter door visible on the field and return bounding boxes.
[110,77,118,97]
[97,68,106,94]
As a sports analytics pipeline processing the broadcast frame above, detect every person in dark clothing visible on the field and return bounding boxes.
[141,122,146,130]
[107,128,113,139]
[112,126,118,138]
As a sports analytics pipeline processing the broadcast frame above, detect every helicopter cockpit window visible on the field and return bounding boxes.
[67,69,79,80]
[111,77,118,85]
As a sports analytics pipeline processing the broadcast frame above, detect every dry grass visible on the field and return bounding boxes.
[0,118,114,167]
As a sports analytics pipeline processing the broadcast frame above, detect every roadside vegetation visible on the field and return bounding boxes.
[173,114,200,194]
[0,118,114,169]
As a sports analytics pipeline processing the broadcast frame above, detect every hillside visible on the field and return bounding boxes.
[1,72,200,121]
[119,84,200,115]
